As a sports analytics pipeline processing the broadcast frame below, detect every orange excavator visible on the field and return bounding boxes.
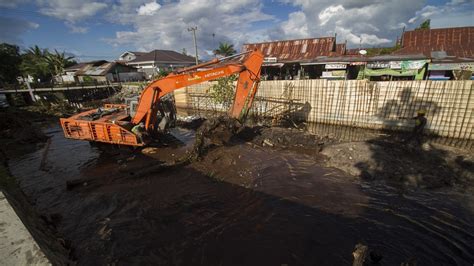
[60,50,263,146]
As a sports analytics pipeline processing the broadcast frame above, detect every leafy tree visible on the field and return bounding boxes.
[0,43,22,84]
[20,45,51,82]
[45,49,75,77]
[210,75,237,108]
[417,19,430,30]
[213,42,237,57]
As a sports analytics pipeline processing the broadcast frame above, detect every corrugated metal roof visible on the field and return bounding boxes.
[128,50,196,64]
[75,62,136,76]
[64,61,107,71]
[242,37,345,62]
[395,26,474,58]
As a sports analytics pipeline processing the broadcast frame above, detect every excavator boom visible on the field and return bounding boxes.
[60,50,263,146]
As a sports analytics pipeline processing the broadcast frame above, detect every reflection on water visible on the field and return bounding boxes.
[8,125,474,265]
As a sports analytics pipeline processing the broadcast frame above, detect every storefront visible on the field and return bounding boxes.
[361,60,428,81]
[428,62,474,80]
[321,63,347,80]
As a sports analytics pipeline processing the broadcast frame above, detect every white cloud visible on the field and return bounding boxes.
[280,12,309,39]
[275,0,425,47]
[36,0,107,22]
[106,0,274,58]
[35,0,107,33]
[319,5,344,26]
[336,26,391,45]
[65,22,88,33]
[408,1,474,28]
[137,1,161,16]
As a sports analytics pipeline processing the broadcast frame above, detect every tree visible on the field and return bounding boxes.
[417,19,430,30]
[20,45,51,82]
[45,49,75,77]
[213,42,237,57]
[210,75,237,108]
[0,43,22,84]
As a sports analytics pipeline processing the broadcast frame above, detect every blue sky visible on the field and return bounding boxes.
[1,0,472,62]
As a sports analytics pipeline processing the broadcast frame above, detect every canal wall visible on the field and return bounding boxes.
[174,80,474,140]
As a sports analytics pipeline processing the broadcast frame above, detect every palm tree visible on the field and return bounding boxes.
[20,45,50,82]
[46,49,75,77]
[213,42,237,57]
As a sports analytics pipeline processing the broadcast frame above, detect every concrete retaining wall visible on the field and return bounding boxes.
[174,80,474,140]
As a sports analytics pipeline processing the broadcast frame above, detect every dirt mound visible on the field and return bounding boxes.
[322,139,474,188]
[237,126,334,153]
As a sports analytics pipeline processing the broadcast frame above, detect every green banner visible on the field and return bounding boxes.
[357,67,426,80]
[363,68,418,77]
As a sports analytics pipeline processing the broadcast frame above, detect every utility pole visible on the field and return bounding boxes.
[212,33,216,58]
[188,26,199,65]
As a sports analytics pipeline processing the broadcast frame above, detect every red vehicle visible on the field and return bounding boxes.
[60,50,263,146]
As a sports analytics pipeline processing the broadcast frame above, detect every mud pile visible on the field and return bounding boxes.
[239,126,333,152]
[107,85,143,103]
[322,139,474,188]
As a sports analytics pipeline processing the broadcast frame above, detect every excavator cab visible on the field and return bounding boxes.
[125,97,139,118]
[60,50,263,146]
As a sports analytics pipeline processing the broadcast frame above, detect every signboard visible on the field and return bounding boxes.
[367,61,390,69]
[367,60,427,70]
[325,63,347,70]
[390,61,402,69]
[428,63,474,71]
[322,71,346,77]
[263,57,277,63]
[401,60,427,70]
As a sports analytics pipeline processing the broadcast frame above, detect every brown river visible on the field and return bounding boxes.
[8,125,474,265]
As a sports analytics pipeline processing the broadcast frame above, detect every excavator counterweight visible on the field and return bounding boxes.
[60,50,263,146]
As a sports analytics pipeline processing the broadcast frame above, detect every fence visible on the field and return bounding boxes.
[174,80,473,141]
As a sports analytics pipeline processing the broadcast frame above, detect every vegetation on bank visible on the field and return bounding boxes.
[0,43,76,85]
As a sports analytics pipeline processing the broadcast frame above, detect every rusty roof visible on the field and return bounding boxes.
[75,62,136,76]
[128,50,196,64]
[242,37,345,62]
[395,26,474,58]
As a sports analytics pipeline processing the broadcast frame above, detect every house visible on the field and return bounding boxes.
[395,26,474,80]
[63,61,144,83]
[119,50,196,78]
[242,37,347,80]
[242,26,474,81]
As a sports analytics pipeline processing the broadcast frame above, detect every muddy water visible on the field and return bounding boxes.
[8,125,474,265]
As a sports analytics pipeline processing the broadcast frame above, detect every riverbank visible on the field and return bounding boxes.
[1,107,474,264]
[321,139,474,189]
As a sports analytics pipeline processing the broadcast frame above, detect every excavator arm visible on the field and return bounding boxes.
[132,50,263,130]
[60,50,263,146]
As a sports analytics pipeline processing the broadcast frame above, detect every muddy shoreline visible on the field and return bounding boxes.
[2,108,474,265]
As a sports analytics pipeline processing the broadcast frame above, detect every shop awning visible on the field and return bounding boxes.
[428,62,474,71]
[363,68,418,77]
